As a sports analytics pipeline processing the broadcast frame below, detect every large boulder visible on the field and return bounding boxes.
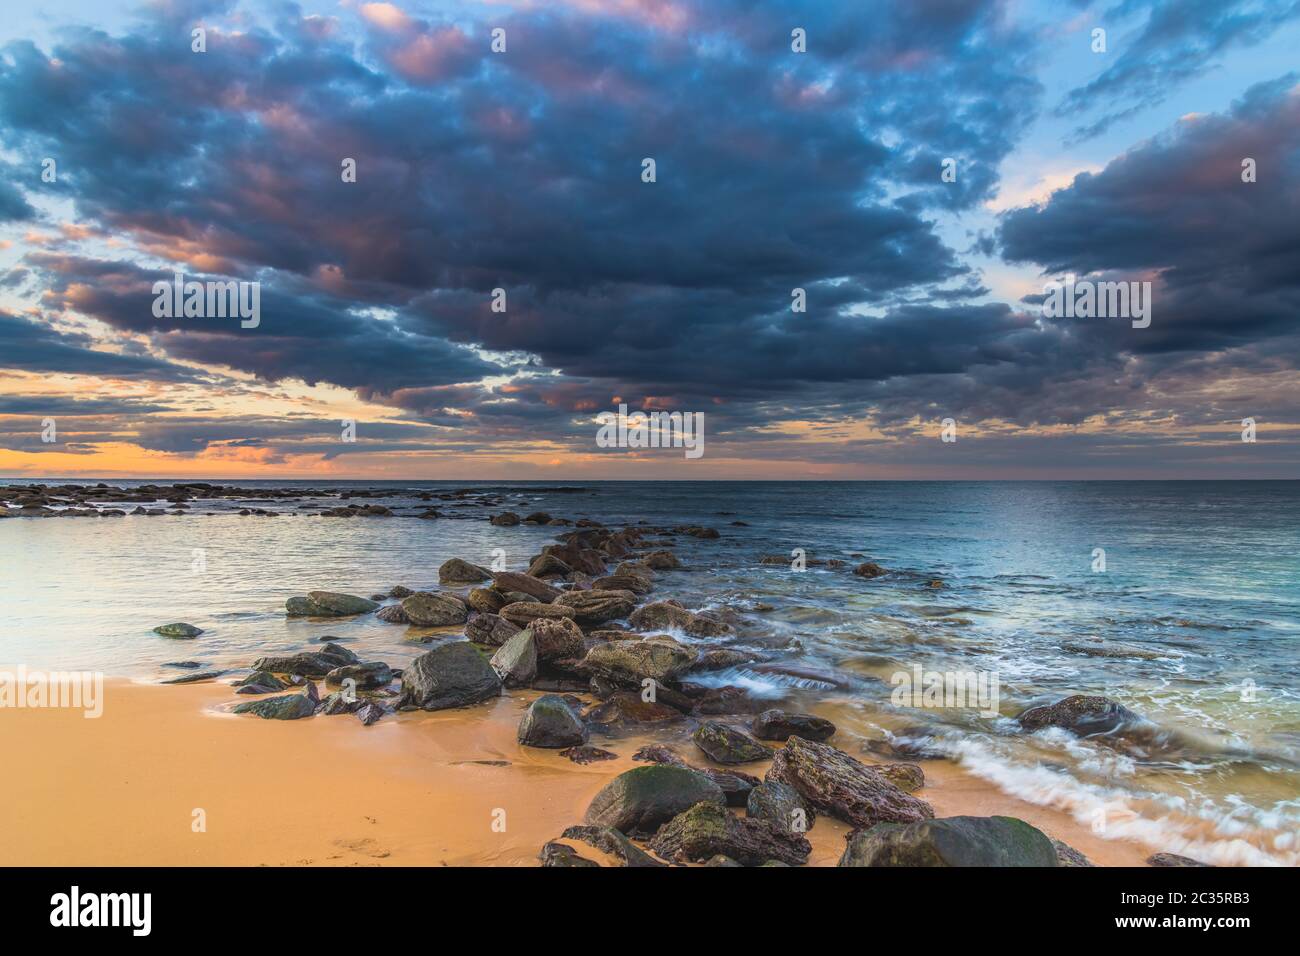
[492,571,561,603]
[838,816,1058,867]
[751,709,837,743]
[518,694,589,748]
[153,622,203,638]
[553,589,638,626]
[693,721,772,764]
[1016,695,1141,736]
[584,765,726,836]
[490,630,538,687]
[581,636,698,685]
[766,737,934,829]
[398,642,502,710]
[499,602,578,628]
[650,802,811,867]
[401,591,470,627]
[438,558,490,584]
[465,611,522,646]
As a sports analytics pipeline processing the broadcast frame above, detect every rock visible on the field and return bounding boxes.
[499,601,578,628]
[642,550,680,570]
[492,571,561,603]
[627,600,731,636]
[581,636,698,685]
[160,670,224,684]
[695,685,766,716]
[693,649,753,671]
[356,701,385,725]
[401,591,469,627]
[285,595,329,616]
[553,588,637,626]
[853,562,887,578]
[747,781,816,831]
[388,585,414,598]
[306,591,380,615]
[1147,852,1211,867]
[751,709,837,742]
[465,611,522,646]
[466,588,506,614]
[490,630,538,687]
[839,816,1058,867]
[539,842,599,867]
[1053,839,1096,866]
[153,622,203,639]
[375,604,410,624]
[560,825,665,867]
[517,697,590,749]
[560,745,618,764]
[320,691,362,715]
[873,763,926,792]
[584,765,727,836]
[233,671,289,694]
[592,574,653,595]
[398,642,503,711]
[530,616,586,661]
[1062,640,1163,661]
[583,692,683,730]
[490,511,521,526]
[523,511,552,524]
[163,661,203,669]
[527,554,572,578]
[705,855,743,867]
[766,737,934,829]
[232,691,317,720]
[614,560,655,581]
[250,652,347,678]
[627,744,757,807]
[650,802,810,867]
[325,661,394,690]
[1016,695,1141,736]
[439,558,491,584]
[693,721,772,764]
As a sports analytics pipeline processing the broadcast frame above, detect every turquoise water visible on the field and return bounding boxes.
[2,479,1297,863]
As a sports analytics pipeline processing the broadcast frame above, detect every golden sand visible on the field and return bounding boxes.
[0,680,1149,866]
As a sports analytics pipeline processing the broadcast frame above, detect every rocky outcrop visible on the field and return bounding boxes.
[751,709,836,742]
[838,816,1058,867]
[584,765,726,836]
[397,642,502,710]
[401,591,470,627]
[766,737,934,829]
[649,802,811,867]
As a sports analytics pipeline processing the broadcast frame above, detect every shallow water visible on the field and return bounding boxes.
[2,479,1298,864]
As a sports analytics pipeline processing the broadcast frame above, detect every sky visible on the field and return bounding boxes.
[0,0,1297,480]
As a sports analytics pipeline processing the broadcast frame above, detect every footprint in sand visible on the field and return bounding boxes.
[333,836,391,859]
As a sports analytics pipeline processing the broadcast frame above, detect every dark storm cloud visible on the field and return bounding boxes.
[1056,0,1300,140]
[0,309,199,380]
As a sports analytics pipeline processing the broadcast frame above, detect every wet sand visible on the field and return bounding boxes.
[0,679,1149,866]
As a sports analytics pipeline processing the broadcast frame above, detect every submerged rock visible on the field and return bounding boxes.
[585,765,726,836]
[751,709,836,742]
[153,622,203,639]
[838,816,1057,867]
[401,591,470,627]
[766,737,934,829]
[650,801,811,867]
[693,721,772,765]
[398,642,502,711]
[1016,695,1141,736]
[518,694,588,748]
[853,562,888,578]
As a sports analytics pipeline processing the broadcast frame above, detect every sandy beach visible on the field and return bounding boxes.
[0,678,1147,867]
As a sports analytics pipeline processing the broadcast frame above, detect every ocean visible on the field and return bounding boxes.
[2,479,1297,864]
